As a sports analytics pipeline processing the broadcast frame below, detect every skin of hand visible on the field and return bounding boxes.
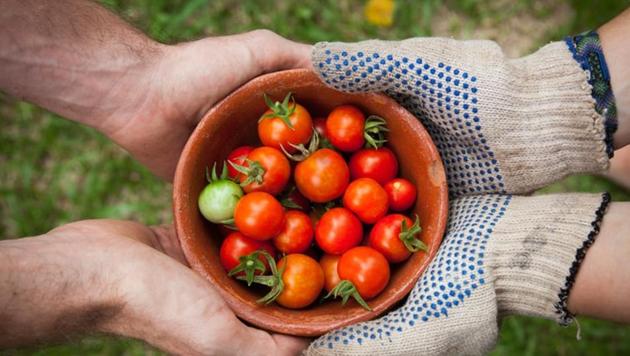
[600,7,630,148]
[586,10,630,305]
[110,32,312,180]
[599,8,630,189]
[603,145,630,190]
[0,220,308,355]
[0,0,311,353]
[0,0,312,180]
[569,202,630,323]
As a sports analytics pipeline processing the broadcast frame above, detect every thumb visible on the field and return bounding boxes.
[238,29,313,75]
[185,30,313,122]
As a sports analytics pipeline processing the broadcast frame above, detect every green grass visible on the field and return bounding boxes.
[2,0,629,354]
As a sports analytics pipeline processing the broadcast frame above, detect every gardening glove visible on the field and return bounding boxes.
[307,31,615,356]
[311,31,618,196]
[307,192,610,355]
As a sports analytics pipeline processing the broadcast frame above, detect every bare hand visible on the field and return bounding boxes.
[106,30,311,180]
[0,220,308,355]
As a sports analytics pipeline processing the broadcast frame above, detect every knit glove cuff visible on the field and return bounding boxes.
[496,41,608,192]
[312,36,615,195]
[488,193,610,324]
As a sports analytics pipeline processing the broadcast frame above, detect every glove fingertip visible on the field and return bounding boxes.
[311,41,339,82]
[311,41,387,94]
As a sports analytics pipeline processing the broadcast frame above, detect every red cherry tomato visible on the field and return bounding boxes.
[273,210,314,254]
[226,146,254,179]
[326,105,365,152]
[343,178,389,224]
[367,214,424,263]
[315,207,363,255]
[313,117,328,137]
[219,232,276,272]
[338,246,390,300]
[276,254,325,309]
[237,146,290,195]
[234,192,285,240]
[349,147,398,185]
[384,178,417,212]
[313,116,335,149]
[295,148,349,203]
[258,98,313,153]
[320,254,341,293]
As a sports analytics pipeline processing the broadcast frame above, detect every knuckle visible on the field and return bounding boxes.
[248,29,280,42]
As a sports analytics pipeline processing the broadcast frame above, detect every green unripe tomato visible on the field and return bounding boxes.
[198,179,243,223]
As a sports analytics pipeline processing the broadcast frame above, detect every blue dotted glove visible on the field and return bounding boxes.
[311,35,615,197]
[306,35,614,356]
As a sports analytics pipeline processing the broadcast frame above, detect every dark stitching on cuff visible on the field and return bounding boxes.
[554,192,611,325]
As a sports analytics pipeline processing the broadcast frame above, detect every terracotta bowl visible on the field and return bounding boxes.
[173,69,448,337]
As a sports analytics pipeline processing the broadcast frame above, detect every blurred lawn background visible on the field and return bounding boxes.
[2,0,630,354]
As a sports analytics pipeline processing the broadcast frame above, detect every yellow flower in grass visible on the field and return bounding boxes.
[364,0,395,27]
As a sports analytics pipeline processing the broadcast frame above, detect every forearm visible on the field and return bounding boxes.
[568,202,630,323]
[0,233,120,348]
[0,0,164,135]
[600,7,630,148]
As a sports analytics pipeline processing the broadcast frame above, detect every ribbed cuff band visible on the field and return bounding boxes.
[488,193,609,323]
[492,42,609,193]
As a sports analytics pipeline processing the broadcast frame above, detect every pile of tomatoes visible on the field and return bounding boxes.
[198,93,426,310]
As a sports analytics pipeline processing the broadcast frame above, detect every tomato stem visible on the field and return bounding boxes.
[235,250,286,305]
[228,250,267,286]
[280,129,320,162]
[400,215,427,253]
[228,159,266,187]
[324,280,372,311]
[364,115,389,149]
[260,92,296,130]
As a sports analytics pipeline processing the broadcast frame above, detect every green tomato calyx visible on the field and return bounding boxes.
[364,115,389,149]
[236,250,286,305]
[324,280,371,311]
[280,129,320,162]
[206,161,230,183]
[260,92,296,130]
[228,159,266,187]
[228,250,267,286]
[400,215,426,253]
